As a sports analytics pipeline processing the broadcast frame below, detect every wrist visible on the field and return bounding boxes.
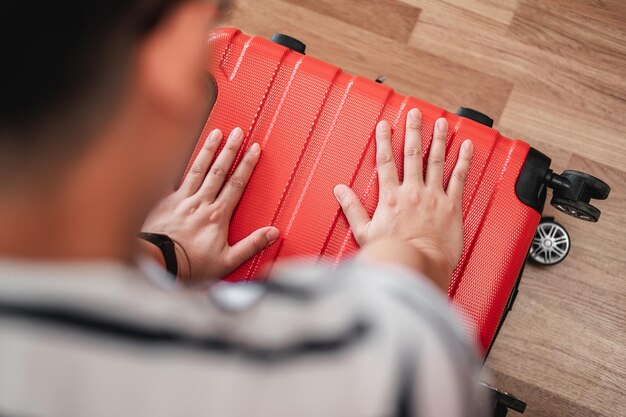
[138,237,166,268]
[137,233,180,279]
[357,238,453,292]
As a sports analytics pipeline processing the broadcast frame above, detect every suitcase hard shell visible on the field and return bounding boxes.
[188,28,542,355]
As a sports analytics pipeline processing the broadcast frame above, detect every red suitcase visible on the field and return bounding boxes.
[186,28,609,357]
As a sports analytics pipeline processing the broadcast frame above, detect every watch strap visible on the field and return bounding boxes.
[138,232,178,277]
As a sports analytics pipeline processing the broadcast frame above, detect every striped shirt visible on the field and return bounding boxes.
[0,258,483,417]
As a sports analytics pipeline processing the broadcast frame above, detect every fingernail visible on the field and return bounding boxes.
[266,228,280,243]
[408,109,421,121]
[462,140,473,152]
[248,142,260,155]
[377,121,390,132]
[208,129,221,143]
[229,127,243,142]
[436,118,447,132]
[334,185,346,202]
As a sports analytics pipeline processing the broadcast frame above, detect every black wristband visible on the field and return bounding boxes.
[138,232,178,277]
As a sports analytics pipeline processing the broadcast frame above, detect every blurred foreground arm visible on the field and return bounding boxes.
[334,109,473,291]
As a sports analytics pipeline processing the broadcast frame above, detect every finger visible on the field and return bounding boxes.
[227,226,280,268]
[199,127,244,201]
[180,129,222,196]
[334,184,370,246]
[447,140,474,200]
[375,120,399,189]
[426,117,448,188]
[403,108,423,185]
[217,142,261,211]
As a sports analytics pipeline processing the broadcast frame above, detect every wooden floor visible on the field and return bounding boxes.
[222,1,626,416]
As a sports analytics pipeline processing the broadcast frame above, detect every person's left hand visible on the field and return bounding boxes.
[142,127,280,283]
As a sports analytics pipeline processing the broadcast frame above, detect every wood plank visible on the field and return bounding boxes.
[402,0,520,25]
[487,369,605,417]
[508,0,626,96]
[224,0,514,120]
[498,89,626,171]
[282,0,421,42]
[408,0,626,129]
[486,155,626,417]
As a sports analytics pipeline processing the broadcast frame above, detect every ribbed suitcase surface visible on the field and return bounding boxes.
[188,28,541,354]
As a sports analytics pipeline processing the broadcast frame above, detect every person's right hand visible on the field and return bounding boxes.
[333,109,473,289]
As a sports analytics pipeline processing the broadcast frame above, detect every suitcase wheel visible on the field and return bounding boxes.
[480,382,527,416]
[455,107,494,128]
[551,198,599,222]
[546,170,610,222]
[528,217,570,266]
[271,33,306,54]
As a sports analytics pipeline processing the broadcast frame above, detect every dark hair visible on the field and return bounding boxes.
[0,0,229,181]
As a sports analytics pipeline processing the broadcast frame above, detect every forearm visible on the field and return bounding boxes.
[357,238,453,292]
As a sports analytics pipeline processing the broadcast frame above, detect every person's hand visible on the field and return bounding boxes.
[142,127,280,283]
[333,109,473,289]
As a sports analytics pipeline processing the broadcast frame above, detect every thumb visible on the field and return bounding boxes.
[227,226,280,269]
[334,184,370,246]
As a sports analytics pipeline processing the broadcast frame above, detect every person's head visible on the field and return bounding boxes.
[0,0,229,257]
